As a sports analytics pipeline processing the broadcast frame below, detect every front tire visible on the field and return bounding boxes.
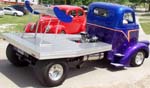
[13,13,17,16]
[6,44,29,67]
[130,50,145,67]
[34,60,68,87]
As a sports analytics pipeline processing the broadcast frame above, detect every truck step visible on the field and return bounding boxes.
[110,63,124,67]
[114,53,124,57]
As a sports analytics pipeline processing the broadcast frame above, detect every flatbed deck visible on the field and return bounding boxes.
[2,33,112,60]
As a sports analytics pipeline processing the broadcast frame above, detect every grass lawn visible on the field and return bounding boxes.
[0,13,150,35]
[139,16,150,34]
[140,22,150,34]
[0,15,38,32]
[139,19,150,21]
[141,13,150,16]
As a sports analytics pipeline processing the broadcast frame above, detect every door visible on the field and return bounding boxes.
[4,8,12,15]
[66,10,81,34]
[76,9,86,32]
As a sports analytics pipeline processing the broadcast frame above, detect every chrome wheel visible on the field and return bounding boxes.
[34,61,68,87]
[130,51,146,67]
[48,64,64,81]
[135,52,144,65]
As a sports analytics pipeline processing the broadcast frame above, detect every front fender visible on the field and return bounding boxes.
[120,42,149,66]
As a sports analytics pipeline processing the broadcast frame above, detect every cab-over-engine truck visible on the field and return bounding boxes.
[1,2,149,87]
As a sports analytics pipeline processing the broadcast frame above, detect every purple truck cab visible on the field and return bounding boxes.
[87,2,149,67]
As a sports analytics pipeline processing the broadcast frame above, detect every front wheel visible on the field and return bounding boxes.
[34,60,68,87]
[130,50,145,67]
[13,13,17,16]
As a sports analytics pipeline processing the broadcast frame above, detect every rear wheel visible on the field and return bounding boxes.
[34,60,68,87]
[130,50,145,67]
[6,44,29,67]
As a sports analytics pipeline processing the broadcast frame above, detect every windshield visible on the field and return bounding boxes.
[7,7,17,11]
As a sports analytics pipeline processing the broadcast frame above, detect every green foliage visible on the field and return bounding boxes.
[73,0,106,5]
[116,0,130,4]
[42,0,108,5]
[42,0,130,5]
[129,0,140,3]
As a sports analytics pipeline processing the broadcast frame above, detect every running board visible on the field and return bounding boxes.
[111,63,124,67]
[114,53,124,57]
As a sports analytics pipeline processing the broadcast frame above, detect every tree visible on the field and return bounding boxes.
[39,0,43,4]
[130,0,150,11]
[116,0,129,4]
[147,0,150,11]
[15,0,18,4]
[66,0,71,4]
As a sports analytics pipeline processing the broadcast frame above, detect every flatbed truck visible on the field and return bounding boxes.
[1,2,149,87]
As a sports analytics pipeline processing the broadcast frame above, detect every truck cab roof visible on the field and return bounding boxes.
[53,5,84,12]
[90,2,133,12]
[87,2,136,29]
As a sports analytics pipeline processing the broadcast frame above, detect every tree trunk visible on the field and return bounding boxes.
[149,2,150,11]
[15,0,18,4]
[66,0,71,5]
[39,0,43,4]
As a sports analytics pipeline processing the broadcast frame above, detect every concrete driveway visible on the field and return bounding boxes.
[0,39,150,88]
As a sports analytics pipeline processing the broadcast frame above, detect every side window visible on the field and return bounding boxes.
[4,8,11,10]
[123,12,134,24]
[68,10,76,17]
[78,10,84,16]
[93,8,108,17]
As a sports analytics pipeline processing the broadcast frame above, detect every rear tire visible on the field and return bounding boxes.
[6,44,29,67]
[34,60,68,87]
[130,50,145,67]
